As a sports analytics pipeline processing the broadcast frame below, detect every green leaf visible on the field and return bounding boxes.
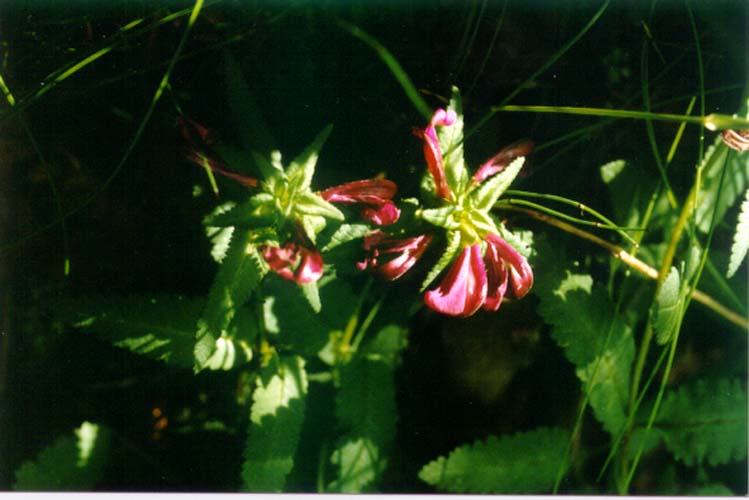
[471,156,526,211]
[203,197,275,228]
[418,427,569,493]
[328,324,407,493]
[320,223,371,252]
[534,239,634,435]
[242,355,308,492]
[654,378,747,467]
[14,422,111,490]
[57,294,203,369]
[440,86,468,194]
[301,281,321,313]
[420,205,458,229]
[421,230,462,292]
[599,159,627,184]
[286,124,333,192]
[295,192,344,220]
[655,266,683,345]
[262,276,358,357]
[727,188,749,278]
[696,136,749,233]
[194,229,267,371]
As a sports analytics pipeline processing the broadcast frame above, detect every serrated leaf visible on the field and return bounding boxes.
[286,124,332,192]
[295,192,344,220]
[534,239,634,435]
[14,422,111,490]
[655,267,683,345]
[420,205,458,229]
[56,294,203,369]
[727,188,749,278]
[421,230,462,292]
[497,226,534,260]
[471,156,525,211]
[418,427,569,493]
[242,356,308,492]
[328,324,407,493]
[440,86,468,194]
[696,136,749,233]
[194,229,266,371]
[203,197,275,228]
[654,378,747,467]
[320,223,371,252]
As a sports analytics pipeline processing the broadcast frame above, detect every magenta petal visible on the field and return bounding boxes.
[295,247,324,283]
[414,108,456,200]
[484,233,534,298]
[361,201,401,226]
[482,239,509,311]
[359,232,432,281]
[424,244,487,317]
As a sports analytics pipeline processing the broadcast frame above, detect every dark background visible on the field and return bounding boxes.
[1,0,746,491]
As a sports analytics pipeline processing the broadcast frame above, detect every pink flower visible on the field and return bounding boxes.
[424,244,487,317]
[424,233,533,317]
[261,242,323,284]
[357,231,433,281]
[321,179,401,225]
[473,140,534,184]
[413,109,457,200]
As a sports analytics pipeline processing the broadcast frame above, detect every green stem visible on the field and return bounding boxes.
[489,105,749,131]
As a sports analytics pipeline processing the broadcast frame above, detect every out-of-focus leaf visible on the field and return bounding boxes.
[14,422,111,491]
[328,324,407,493]
[696,136,749,233]
[194,229,266,371]
[418,427,569,493]
[57,294,203,369]
[534,239,634,435]
[727,188,749,278]
[242,356,308,492]
[654,378,747,467]
[655,266,683,345]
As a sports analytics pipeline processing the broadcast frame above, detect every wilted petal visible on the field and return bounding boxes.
[320,179,397,204]
[484,233,533,298]
[358,232,432,281]
[473,140,534,184]
[413,109,457,200]
[424,244,487,317]
[321,179,400,225]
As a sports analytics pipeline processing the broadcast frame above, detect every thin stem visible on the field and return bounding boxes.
[497,205,748,330]
[489,105,749,131]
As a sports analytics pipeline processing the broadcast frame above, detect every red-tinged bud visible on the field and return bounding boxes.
[177,115,215,145]
[186,149,258,188]
[473,140,534,184]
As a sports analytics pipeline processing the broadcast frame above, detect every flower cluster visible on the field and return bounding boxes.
[357,90,534,317]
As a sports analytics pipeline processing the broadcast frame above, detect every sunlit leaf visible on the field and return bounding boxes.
[194,229,266,371]
[320,223,372,252]
[696,136,749,233]
[471,156,525,211]
[440,86,468,194]
[14,422,111,490]
[286,124,333,193]
[654,378,747,467]
[727,188,749,278]
[57,294,203,369]
[295,192,344,220]
[418,427,569,493]
[655,266,683,345]
[534,239,634,435]
[301,281,321,313]
[242,356,308,492]
[420,205,458,229]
